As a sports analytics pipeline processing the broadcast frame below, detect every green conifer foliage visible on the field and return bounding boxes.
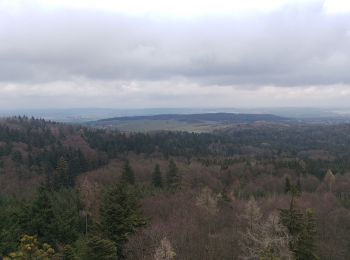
[152,164,163,188]
[280,180,319,260]
[53,157,70,189]
[285,177,291,194]
[294,209,319,260]
[26,187,57,244]
[166,159,181,191]
[78,236,117,260]
[121,160,135,185]
[100,184,147,257]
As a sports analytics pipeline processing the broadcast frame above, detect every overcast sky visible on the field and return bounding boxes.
[1,0,350,109]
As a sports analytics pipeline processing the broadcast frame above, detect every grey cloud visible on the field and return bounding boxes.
[1,1,350,86]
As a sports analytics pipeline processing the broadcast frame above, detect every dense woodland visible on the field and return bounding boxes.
[1,116,350,259]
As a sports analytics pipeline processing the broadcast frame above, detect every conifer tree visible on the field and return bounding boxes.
[121,160,135,185]
[53,157,70,189]
[296,178,302,194]
[285,177,291,194]
[166,159,181,191]
[26,187,57,244]
[152,164,163,188]
[78,236,117,260]
[24,187,83,246]
[280,180,319,260]
[100,183,147,257]
[294,209,318,260]
[62,245,75,260]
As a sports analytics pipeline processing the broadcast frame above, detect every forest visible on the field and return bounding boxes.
[1,116,350,259]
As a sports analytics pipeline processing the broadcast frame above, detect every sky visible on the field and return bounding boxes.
[0,0,350,109]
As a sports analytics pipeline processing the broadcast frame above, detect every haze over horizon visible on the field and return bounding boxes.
[1,0,350,109]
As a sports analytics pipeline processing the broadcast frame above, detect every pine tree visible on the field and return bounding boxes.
[100,184,147,257]
[166,159,181,191]
[121,160,135,185]
[152,164,163,188]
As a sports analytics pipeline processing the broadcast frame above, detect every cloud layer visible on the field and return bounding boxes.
[0,0,350,108]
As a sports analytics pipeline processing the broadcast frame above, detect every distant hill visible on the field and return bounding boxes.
[88,113,291,132]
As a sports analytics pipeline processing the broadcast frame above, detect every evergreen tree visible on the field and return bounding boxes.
[296,178,302,194]
[285,177,291,194]
[280,205,305,246]
[100,183,147,257]
[11,151,23,166]
[53,157,70,190]
[77,236,117,260]
[0,197,24,256]
[280,181,319,260]
[24,187,83,246]
[152,164,163,188]
[166,159,181,191]
[49,188,84,244]
[121,160,135,185]
[62,245,75,260]
[25,187,57,244]
[294,209,319,260]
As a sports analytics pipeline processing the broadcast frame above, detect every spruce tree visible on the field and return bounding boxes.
[293,209,318,260]
[100,183,147,257]
[166,159,181,191]
[26,187,57,244]
[53,157,70,189]
[152,164,163,188]
[121,160,135,185]
[285,177,291,194]
[280,180,319,260]
[78,236,117,260]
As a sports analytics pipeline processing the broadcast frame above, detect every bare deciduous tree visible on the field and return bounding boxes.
[154,237,176,260]
[240,198,292,260]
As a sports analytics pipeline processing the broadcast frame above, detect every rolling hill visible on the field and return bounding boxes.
[88,113,291,132]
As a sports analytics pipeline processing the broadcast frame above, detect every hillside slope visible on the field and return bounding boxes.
[0,117,104,196]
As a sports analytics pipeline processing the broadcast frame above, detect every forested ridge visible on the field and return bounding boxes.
[1,116,350,259]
